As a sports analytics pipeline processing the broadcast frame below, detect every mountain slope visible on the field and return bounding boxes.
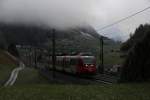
[0,23,117,56]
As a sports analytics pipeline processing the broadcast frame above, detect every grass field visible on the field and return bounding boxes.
[96,44,124,65]
[0,83,150,100]
[0,50,17,86]
[104,50,123,65]
[0,64,17,86]
[15,68,49,85]
[0,50,17,65]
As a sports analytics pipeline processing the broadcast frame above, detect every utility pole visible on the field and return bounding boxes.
[99,36,104,74]
[52,29,56,78]
[34,47,37,68]
[101,36,104,72]
[29,46,32,67]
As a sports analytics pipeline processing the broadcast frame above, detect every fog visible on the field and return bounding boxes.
[0,0,98,29]
[94,0,150,41]
[0,0,150,40]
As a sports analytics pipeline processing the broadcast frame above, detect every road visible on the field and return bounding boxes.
[4,62,25,86]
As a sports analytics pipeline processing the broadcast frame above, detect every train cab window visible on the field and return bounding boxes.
[83,58,94,64]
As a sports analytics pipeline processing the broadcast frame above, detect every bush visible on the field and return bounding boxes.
[8,44,20,57]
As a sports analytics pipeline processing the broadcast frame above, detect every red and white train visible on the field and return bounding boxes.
[48,54,97,75]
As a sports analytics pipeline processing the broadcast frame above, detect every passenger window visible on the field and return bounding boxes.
[70,59,77,65]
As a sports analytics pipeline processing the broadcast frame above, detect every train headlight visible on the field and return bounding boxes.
[90,65,94,67]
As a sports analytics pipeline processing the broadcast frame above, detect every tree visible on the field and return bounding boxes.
[120,24,149,52]
[8,44,20,57]
[0,31,7,49]
[120,29,150,82]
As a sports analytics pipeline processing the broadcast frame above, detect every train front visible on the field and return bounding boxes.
[78,56,97,74]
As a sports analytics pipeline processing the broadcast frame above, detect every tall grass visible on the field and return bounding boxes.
[0,83,150,100]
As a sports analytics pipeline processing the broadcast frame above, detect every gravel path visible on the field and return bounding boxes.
[4,62,25,86]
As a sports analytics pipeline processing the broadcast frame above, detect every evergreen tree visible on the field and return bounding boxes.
[121,29,150,82]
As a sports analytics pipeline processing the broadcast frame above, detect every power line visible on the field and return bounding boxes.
[96,6,150,32]
[102,32,129,37]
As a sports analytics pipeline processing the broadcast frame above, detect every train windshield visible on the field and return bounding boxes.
[83,58,94,64]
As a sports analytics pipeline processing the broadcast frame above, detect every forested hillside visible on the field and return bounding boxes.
[120,24,150,82]
[121,24,150,52]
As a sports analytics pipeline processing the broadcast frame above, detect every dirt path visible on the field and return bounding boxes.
[4,62,25,86]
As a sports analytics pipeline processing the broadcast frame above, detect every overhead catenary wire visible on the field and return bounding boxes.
[96,6,150,32]
[97,5,150,71]
[102,32,130,37]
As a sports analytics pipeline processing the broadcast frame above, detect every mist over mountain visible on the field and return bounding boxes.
[0,0,150,41]
[0,0,98,29]
[0,23,117,55]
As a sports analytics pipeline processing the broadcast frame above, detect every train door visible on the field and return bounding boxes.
[70,58,78,74]
[56,56,63,71]
[64,57,71,72]
[62,56,66,71]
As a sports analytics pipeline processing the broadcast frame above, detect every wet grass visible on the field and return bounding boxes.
[15,68,49,85]
[0,64,17,86]
[104,51,124,65]
[96,44,124,65]
[0,83,150,100]
[0,50,17,86]
[0,50,17,65]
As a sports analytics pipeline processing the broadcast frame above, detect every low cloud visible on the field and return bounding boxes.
[0,0,150,40]
[0,0,98,29]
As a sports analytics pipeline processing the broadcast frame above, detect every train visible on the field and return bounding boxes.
[47,54,97,75]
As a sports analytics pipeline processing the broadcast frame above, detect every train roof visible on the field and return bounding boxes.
[56,55,95,59]
[55,52,93,56]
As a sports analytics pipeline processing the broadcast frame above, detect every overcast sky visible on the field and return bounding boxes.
[0,0,150,41]
[94,0,150,41]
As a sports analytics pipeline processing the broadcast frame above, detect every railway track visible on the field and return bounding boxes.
[78,74,117,84]
[93,79,113,84]
[93,74,118,84]
[39,67,116,84]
